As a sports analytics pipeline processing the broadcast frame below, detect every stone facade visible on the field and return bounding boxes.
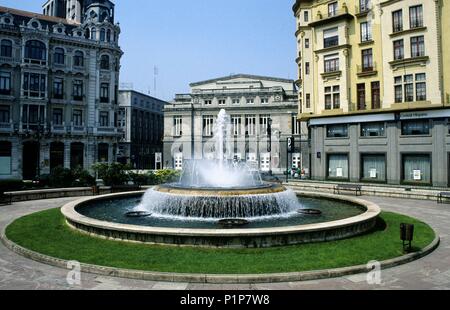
[293,0,450,187]
[117,90,167,169]
[163,74,308,174]
[0,1,122,180]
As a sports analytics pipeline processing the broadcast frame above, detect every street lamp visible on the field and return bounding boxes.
[267,118,272,176]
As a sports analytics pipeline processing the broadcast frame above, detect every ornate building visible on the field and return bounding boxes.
[163,74,308,174]
[0,0,122,180]
[293,0,450,187]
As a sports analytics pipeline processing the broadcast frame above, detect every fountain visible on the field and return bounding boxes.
[61,109,381,248]
[135,109,300,220]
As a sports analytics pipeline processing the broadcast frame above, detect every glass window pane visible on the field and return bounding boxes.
[328,154,349,179]
[403,154,431,183]
[362,154,386,181]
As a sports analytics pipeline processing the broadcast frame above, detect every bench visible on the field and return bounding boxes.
[437,192,450,203]
[333,184,362,196]
[0,192,12,206]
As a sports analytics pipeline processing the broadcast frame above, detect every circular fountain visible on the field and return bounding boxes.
[61,109,380,248]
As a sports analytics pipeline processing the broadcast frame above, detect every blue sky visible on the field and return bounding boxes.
[2,0,298,100]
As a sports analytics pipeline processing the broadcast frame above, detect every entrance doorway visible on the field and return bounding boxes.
[70,143,84,169]
[50,142,64,171]
[22,141,39,180]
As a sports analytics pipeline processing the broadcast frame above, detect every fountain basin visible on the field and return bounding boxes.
[61,190,381,248]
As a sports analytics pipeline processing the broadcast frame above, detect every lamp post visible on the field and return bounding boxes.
[267,118,272,176]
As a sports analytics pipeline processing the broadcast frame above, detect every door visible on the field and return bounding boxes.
[50,142,64,171]
[174,153,183,170]
[292,153,302,169]
[260,153,270,172]
[22,141,39,180]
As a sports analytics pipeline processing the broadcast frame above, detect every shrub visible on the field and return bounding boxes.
[0,179,24,193]
[154,169,181,184]
[73,168,96,187]
[48,167,74,188]
[92,163,130,186]
[128,172,147,186]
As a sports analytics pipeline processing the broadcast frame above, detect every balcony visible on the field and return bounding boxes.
[309,9,354,27]
[51,123,66,134]
[0,55,20,65]
[357,62,378,77]
[23,58,47,67]
[355,4,371,18]
[0,122,13,133]
[389,56,429,70]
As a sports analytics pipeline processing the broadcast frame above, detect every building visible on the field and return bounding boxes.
[0,0,122,180]
[117,90,167,169]
[163,74,308,173]
[293,0,450,187]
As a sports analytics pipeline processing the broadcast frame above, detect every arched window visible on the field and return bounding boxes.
[100,28,106,41]
[84,28,90,39]
[0,40,12,57]
[106,29,111,42]
[73,51,84,67]
[25,40,46,61]
[100,54,110,70]
[54,47,65,64]
[91,28,97,40]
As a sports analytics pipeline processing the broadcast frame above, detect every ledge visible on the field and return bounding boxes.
[308,13,354,28]
[389,26,427,38]
[357,70,378,78]
[321,70,342,79]
[389,56,429,69]
[314,44,351,54]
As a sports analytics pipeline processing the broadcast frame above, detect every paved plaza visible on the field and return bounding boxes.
[0,194,449,290]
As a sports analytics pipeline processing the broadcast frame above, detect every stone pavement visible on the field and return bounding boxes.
[0,196,449,290]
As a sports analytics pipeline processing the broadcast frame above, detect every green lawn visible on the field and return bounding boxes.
[5,209,436,274]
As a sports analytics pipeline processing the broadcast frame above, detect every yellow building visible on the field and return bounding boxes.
[293,0,450,187]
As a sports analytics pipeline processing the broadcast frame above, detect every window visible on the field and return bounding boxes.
[360,0,371,13]
[393,39,404,60]
[231,116,241,136]
[52,108,63,125]
[361,154,386,182]
[23,73,46,98]
[411,36,425,58]
[259,115,270,135]
[371,81,380,109]
[328,154,349,179]
[98,143,109,162]
[245,115,256,136]
[204,99,212,105]
[304,11,309,22]
[410,5,423,29]
[292,115,301,135]
[360,22,372,42]
[218,99,226,105]
[54,47,65,64]
[73,80,83,100]
[203,115,214,136]
[0,71,11,95]
[327,124,348,138]
[392,10,403,33]
[73,110,83,126]
[106,29,111,42]
[22,105,45,127]
[0,40,12,57]
[306,94,311,109]
[246,98,254,104]
[100,29,106,42]
[361,122,385,137]
[91,28,96,40]
[0,105,10,123]
[328,2,338,17]
[394,76,403,103]
[402,154,431,184]
[73,51,84,67]
[100,55,110,70]
[361,49,373,71]
[100,83,109,102]
[324,86,340,110]
[416,73,426,101]
[305,62,310,75]
[324,54,339,72]
[25,40,46,61]
[404,74,414,102]
[324,27,339,48]
[261,98,269,104]
[305,38,310,48]
[53,78,64,99]
[402,120,430,135]
[232,98,240,105]
[357,83,366,110]
[99,111,109,127]
[0,141,12,175]
[173,116,182,136]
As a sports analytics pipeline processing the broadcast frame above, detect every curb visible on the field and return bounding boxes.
[0,227,440,284]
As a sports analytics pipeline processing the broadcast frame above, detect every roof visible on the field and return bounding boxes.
[0,5,80,26]
[119,89,169,104]
[190,74,295,87]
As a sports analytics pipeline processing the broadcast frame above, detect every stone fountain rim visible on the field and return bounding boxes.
[154,183,286,196]
[61,190,381,238]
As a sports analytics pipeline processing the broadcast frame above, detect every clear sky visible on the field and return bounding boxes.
[1,0,298,100]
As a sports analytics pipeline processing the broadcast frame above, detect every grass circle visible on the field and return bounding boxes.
[5,208,435,274]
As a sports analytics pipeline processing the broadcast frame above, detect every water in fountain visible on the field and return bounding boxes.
[136,109,301,220]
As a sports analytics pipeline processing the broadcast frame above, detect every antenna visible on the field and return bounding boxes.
[154,66,159,96]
